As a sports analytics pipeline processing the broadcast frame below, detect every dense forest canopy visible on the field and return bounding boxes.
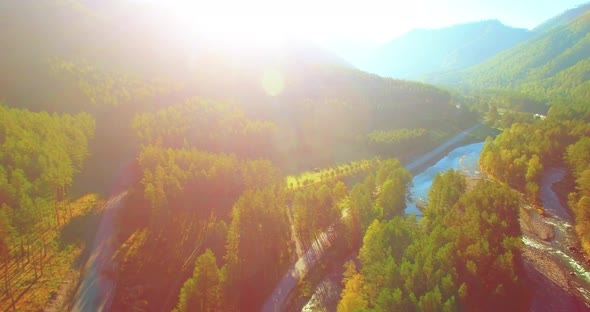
[0,104,95,232]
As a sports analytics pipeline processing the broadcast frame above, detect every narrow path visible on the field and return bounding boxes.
[71,191,127,312]
[261,224,338,312]
[71,159,137,312]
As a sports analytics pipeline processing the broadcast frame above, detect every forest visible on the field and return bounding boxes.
[0,104,95,309]
[338,171,526,312]
[0,9,479,306]
[1,0,590,311]
[480,103,590,255]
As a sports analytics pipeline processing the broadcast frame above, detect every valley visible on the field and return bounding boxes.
[0,1,589,312]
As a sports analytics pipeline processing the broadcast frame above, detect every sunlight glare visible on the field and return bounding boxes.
[165,0,300,48]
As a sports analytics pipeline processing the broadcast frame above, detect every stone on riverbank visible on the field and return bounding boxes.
[520,206,555,242]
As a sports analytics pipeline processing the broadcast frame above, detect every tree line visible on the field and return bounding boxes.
[366,128,434,158]
[132,98,277,159]
[50,59,179,108]
[566,137,590,255]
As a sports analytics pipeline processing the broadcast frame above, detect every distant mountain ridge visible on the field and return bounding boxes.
[439,2,590,101]
[362,20,532,79]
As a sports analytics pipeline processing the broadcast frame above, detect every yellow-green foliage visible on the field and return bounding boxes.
[115,229,149,267]
[286,159,379,188]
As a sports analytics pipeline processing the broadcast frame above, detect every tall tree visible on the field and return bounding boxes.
[175,249,223,312]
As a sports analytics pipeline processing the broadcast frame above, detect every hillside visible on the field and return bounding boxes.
[364,20,531,79]
[441,4,590,101]
[0,0,469,192]
[534,2,590,33]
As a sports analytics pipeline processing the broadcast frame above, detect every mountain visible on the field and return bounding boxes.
[534,2,590,33]
[0,0,465,190]
[362,20,532,79]
[0,0,351,111]
[443,3,590,101]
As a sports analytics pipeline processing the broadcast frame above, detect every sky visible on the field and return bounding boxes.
[137,0,588,43]
[330,0,588,42]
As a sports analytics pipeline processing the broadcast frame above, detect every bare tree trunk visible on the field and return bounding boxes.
[3,258,9,295]
[33,249,38,279]
[39,248,43,276]
[54,188,60,228]
[65,185,73,219]
[4,257,15,311]
[20,240,26,265]
[26,238,30,265]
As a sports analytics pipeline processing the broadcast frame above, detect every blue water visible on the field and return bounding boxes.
[405,142,484,216]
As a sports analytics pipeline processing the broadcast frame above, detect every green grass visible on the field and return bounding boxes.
[285,159,377,189]
[466,123,501,141]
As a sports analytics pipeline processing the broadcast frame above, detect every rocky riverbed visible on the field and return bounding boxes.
[520,205,555,242]
[519,166,590,310]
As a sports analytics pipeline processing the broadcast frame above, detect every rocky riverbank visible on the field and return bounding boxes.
[520,205,555,242]
[519,166,590,310]
[523,244,570,291]
[522,248,586,312]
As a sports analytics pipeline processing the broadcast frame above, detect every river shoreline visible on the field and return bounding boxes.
[283,131,590,312]
[287,133,487,311]
[272,123,490,311]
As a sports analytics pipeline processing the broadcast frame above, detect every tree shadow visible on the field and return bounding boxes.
[59,210,102,269]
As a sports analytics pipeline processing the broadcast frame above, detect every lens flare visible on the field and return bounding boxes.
[261,69,284,96]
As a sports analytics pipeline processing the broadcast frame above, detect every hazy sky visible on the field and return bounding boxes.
[138,0,587,43]
[323,0,588,42]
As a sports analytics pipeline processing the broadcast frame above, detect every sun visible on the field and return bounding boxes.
[157,0,298,49]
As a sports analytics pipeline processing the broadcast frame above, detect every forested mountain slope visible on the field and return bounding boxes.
[1,0,473,191]
[534,2,590,33]
[442,4,590,101]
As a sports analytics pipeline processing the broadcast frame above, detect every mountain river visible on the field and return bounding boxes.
[301,141,590,311]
